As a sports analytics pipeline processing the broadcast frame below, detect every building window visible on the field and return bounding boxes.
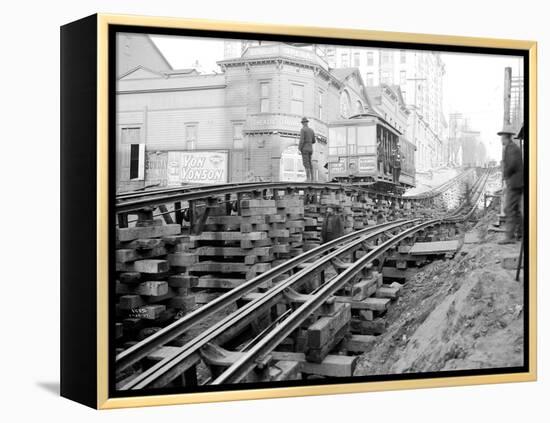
[366,72,374,86]
[318,91,324,120]
[291,83,304,116]
[185,124,197,150]
[400,50,406,64]
[233,122,244,149]
[341,52,349,67]
[400,70,406,87]
[121,127,141,144]
[367,52,374,66]
[121,127,144,181]
[129,143,145,180]
[356,100,363,114]
[381,70,391,84]
[353,52,360,67]
[260,82,270,113]
[381,51,390,64]
[402,90,407,103]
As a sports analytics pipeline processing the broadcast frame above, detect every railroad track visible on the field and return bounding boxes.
[116,219,414,377]
[115,169,491,389]
[403,168,475,200]
[115,169,474,217]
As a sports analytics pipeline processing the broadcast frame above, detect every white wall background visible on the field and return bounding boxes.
[1,0,546,421]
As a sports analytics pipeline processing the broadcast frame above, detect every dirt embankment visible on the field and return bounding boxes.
[355,212,524,376]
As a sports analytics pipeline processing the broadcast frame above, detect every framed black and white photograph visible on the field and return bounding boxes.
[60,14,537,409]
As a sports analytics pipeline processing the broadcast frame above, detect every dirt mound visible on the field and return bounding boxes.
[355,211,524,376]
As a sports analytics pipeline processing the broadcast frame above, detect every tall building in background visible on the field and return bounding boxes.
[447,113,466,167]
[325,47,446,171]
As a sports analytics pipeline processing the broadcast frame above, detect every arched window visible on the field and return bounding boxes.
[340,90,351,118]
[356,100,363,114]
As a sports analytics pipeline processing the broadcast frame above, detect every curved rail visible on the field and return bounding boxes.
[116,169,491,388]
[403,168,474,200]
[121,218,422,390]
[211,171,491,385]
[116,218,410,373]
[212,219,440,385]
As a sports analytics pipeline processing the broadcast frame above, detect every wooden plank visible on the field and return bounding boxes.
[350,318,386,335]
[168,295,196,311]
[116,281,169,297]
[201,344,356,378]
[375,283,402,299]
[362,297,391,311]
[275,352,357,378]
[241,207,277,217]
[190,231,267,241]
[196,277,246,289]
[119,238,164,250]
[117,259,170,273]
[307,322,350,363]
[409,240,459,255]
[351,277,378,300]
[119,272,141,284]
[344,334,377,353]
[206,215,267,225]
[132,304,166,320]
[240,199,276,208]
[382,267,413,281]
[307,303,351,349]
[194,246,272,256]
[167,253,199,267]
[118,294,145,310]
[167,274,198,288]
[117,224,181,242]
[115,246,168,263]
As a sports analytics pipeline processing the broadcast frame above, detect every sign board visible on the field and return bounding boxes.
[247,114,327,138]
[145,151,168,186]
[358,156,376,173]
[166,150,229,185]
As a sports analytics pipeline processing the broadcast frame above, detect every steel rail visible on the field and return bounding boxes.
[211,172,491,384]
[116,218,408,373]
[116,181,269,201]
[116,181,361,214]
[115,178,436,215]
[447,169,490,221]
[117,170,490,374]
[403,168,474,200]
[211,219,441,385]
[121,219,421,390]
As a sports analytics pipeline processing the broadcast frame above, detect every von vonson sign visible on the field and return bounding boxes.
[166,150,229,185]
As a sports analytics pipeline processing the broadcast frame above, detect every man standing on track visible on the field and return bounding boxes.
[498,125,523,244]
[299,117,316,182]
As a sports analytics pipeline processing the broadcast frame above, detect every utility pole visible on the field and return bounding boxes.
[503,67,512,127]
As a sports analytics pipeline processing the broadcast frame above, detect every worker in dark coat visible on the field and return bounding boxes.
[321,207,344,243]
[498,126,524,244]
[392,148,402,184]
[299,117,316,182]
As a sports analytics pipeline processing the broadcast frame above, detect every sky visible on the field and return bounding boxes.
[151,35,523,161]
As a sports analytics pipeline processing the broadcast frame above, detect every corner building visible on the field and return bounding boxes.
[116,42,371,191]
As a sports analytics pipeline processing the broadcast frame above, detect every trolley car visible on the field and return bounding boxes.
[327,113,416,193]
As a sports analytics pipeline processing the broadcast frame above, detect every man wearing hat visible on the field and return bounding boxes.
[298,117,316,182]
[498,125,523,244]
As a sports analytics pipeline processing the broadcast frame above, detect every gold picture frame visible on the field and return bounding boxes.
[61,13,537,409]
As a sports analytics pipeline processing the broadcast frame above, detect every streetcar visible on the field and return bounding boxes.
[327,113,416,193]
